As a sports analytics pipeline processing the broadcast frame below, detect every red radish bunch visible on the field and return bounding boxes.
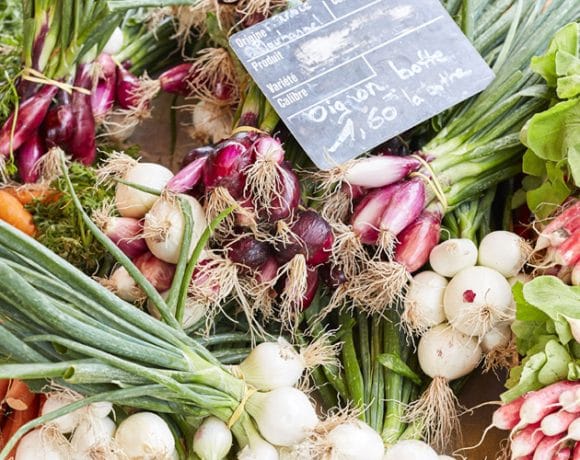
[492,381,580,459]
[533,200,580,286]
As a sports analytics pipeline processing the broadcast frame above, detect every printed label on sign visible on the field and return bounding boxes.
[230,0,495,170]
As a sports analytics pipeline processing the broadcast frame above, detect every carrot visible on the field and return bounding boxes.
[0,191,36,236]
[0,380,9,403]
[5,380,34,411]
[0,394,39,458]
[1,184,60,206]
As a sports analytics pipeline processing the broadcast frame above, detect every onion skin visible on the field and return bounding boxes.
[116,66,142,109]
[159,63,194,95]
[227,236,272,271]
[91,54,117,119]
[167,156,207,194]
[16,131,44,183]
[343,155,421,188]
[181,145,215,169]
[301,267,320,311]
[0,84,58,157]
[276,210,334,266]
[103,217,148,260]
[320,264,347,288]
[394,210,442,273]
[378,178,426,236]
[203,141,251,198]
[257,257,279,284]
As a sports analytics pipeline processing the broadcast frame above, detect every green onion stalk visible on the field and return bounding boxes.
[0,158,305,458]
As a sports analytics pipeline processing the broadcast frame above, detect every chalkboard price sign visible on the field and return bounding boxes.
[230,0,495,170]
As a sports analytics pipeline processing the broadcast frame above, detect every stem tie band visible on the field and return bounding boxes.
[411,154,448,212]
[21,68,91,95]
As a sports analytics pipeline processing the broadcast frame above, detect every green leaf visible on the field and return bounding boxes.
[522,149,547,177]
[513,282,549,322]
[526,166,571,218]
[377,353,422,386]
[531,23,579,87]
[538,340,572,385]
[501,352,547,402]
[558,78,580,99]
[556,50,580,78]
[569,143,580,186]
[554,317,573,345]
[523,99,580,162]
[523,276,580,320]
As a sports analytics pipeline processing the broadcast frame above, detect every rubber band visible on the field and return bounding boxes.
[230,126,268,136]
[411,154,448,212]
[228,385,257,428]
[21,68,91,95]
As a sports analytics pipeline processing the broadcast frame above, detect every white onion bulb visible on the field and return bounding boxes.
[429,239,478,278]
[15,429,71,460]
[193,416,232,460]
[114,412,175,459]
[71,417,116,457]
[327,420,385,460]
[478,231,530,277]
[383,440,438,460]
[40,392,83,434]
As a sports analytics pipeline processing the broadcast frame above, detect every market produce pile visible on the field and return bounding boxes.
[0,0,578,459]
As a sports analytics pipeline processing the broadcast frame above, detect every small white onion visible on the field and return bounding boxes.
[418,324,482,381]
[237,441,279,460]
[115,163,174,218]
[404,271,448,331]
[15,429,71,460]
[481,323,512,353]
[478,231,530,277]
[238,338,305,391]
[246,387,319,447]
[114,412,175,459]
[40,393,83,434]
[106,266,142,302]
[103,28,124,55]
[144,194,207,264]
[429,239,478,278]
[71,417,116,457]
[193,416,232,460]
[191,101,233,145]
[383,440,438,460]
[87,401,113,419]
[327,420,385,460]
[443,266,513,337]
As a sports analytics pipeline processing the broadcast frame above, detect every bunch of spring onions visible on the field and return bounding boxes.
[314,0,579,315]
[0,156,343,460]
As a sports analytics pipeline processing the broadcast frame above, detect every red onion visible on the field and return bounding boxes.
[116,66,142,110]
[159,63,194,95]
[351,185,397,245]
[16,131,45,183]
[257,257,279,284]
[69,64,96,165]
[167,156,208,194]
[0,84,58,157]
[99,215,147,259]
[378,178,426,243]
[262,161,301,223]
[92,54,117,119]
[251,136,284,164]
[394,210,442,273]
[342,155,421,188]
[282,267,319,312]
[203,141,251,198]
[43,102,74,148]
[134,252,175,292]
[181,145,215,169]
[227,236,272,271]
[320,264,347,288]
[276,210,334,266]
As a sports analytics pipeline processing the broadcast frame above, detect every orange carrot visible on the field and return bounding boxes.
[1,184,60,206]
[0,381,9,403]
[0,191,36,236]
[0,394,39,457]
[5,381,34,412]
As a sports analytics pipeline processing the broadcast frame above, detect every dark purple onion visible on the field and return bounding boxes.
[43,103,74,148]
[116,66,142,109]
[276,210,334,267]
[227,235,272,271]
[92,56,116,119]
[203,141,251,198]
[257,257,279,284]
[181,145,215,169]
[16,131,45,183]
[0,84,58,157]
[159,63,194,95]
[261,161,301,223]
[69,64,96,165]
[320,264,347,288]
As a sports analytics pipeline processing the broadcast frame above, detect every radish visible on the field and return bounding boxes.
[114,412,176,459]
[510,422,544,457]
[383,440,438,460]
[532,434,564,460]
[573,262,580,287]
[541,410,577,436]
[443,266,513,337]
[491,396,525,431]
[402,271,448,333]
[143,194,207,264]
[193,416,232,460]
[246,387,319,447]
[566,418,580,441]
[429,238,478,278]
[326,420,385,460]
[519,381,578,425]
[406,324,482,451]
[555,447,572,460]
[98,153,174,218]
[14,429,71,460]
[559,389,580,413]
[536,202,580,251]
[478,231,531,277]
